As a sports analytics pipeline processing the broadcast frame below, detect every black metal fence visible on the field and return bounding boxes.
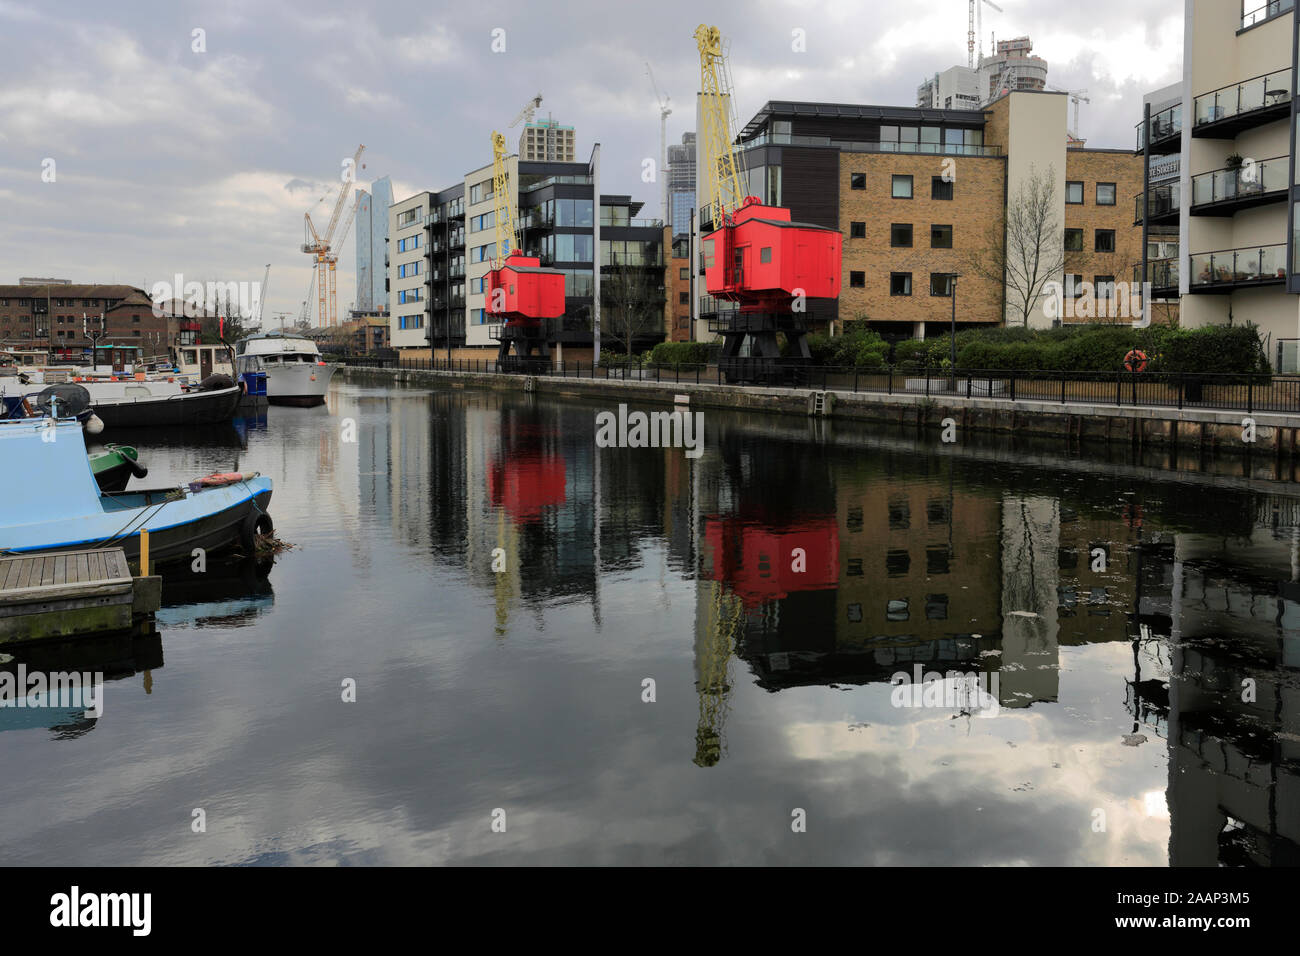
[346,356,1300,415]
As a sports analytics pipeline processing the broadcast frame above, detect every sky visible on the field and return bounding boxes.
[0,0,1184,326]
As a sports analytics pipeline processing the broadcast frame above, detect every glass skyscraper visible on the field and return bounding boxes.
[356,176,393,313]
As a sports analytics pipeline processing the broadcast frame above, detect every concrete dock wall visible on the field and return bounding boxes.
[339,365,1300,459]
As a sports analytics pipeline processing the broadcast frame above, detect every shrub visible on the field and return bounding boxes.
[647,341,718,365]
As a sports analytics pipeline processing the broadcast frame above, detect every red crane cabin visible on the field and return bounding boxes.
[486,250,566,322]
[701,198,842,310]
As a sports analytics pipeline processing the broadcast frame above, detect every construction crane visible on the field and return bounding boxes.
[646,62,672,227]
[1048,86,1091,140]
[974,0,1002,64]
[254,263,270,327]
[694,23,841,386]
[509,94,543,130]
[491,131,519,265]
[301,143,365,327]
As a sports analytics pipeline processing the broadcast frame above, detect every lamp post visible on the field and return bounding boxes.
[949,273,960,389]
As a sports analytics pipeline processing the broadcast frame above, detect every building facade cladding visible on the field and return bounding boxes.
[389,191,433,349]
[370,176,393,312]
[667,132,697,237]
[356,190,373,313]
[1176,0,1299,357]
[1062,148,1146,321]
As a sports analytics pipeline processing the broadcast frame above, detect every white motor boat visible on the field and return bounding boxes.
[234,333,337,407]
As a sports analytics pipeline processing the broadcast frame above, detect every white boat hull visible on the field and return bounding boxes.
[236,360,336,406]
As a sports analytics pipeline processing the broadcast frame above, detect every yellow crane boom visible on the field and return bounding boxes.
[491,131,519,268]
[694,24,746,226]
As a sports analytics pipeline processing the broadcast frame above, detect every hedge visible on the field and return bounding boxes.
[647,341,720,365]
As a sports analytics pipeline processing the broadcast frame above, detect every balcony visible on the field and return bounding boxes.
[522,208,555,229]
[1190,155,1288,215]
[1133,258,1180,297]
[449,295,466,309]
[739,131,1001,157]
[1189,243,1287,292]
[449,263,465,278]
[449,230,465,248]
[1242,0,1294,29]
[1193,69,1291,138]
[1135,103,1182,155]
[1134,183,1180,225]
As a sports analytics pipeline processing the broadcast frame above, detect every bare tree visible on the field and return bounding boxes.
[600,257,665,359]
[964,165,1066,327]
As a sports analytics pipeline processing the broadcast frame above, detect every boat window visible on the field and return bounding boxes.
[182,350,197,364]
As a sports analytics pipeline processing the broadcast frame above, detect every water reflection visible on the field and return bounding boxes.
[5,380,1299,866]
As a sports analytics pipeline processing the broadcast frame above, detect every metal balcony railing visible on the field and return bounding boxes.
[1133,257,1180,290]
[1134,183,1180,222]
[1242,0,1294,28]
[1135,103,1182,151]
[1194,68,1291,129]
[1189,243,1287,287]
[1190,155,1288,207]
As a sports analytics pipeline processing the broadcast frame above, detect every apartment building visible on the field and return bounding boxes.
[668,234,692,342]
[389,146,667,361]
[1160,0,1298,368]
[711,93,1145,341]
[1134,83,1183,322]
[0,282,185,356]
[519,118,576,162]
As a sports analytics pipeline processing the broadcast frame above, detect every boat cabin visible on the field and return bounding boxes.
[171,343,235,379]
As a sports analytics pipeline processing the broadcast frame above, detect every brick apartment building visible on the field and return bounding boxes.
[0,283,189,357]
[668,232,691,342]
[700,91,1147,341]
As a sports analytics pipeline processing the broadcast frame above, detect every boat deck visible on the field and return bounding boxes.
[0,548,159,644]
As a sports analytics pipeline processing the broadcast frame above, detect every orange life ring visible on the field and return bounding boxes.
[198,472,245,487]
[1124,349,1148,373]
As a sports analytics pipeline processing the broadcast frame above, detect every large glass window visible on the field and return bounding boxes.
[1066,181,1084,204]
[575,198,594,227]
[557,199,576,226]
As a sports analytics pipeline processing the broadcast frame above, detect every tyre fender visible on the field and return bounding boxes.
[240,505,274,552]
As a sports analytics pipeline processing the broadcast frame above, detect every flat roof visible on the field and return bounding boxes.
[739,100,990,140]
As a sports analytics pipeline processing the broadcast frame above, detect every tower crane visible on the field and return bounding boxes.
[646,62,672,227]
[301,143,365,327]
[254,263,270,328]
[1049,86,1091,140]
[509,94,543,129]
[694,23,842,386]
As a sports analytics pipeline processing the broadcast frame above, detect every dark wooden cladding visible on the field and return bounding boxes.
[781,147,839,230]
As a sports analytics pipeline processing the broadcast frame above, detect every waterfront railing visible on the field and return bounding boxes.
[342,357,1297,416]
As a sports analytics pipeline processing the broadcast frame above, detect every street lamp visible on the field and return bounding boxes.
[949,273,961,388]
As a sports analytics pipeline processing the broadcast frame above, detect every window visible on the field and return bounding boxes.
[472,242,497,263]
[760,247,772,263]
[926,499,950,524]
[1095,275,1116,300]
[891,223,913,247]
[926,546,951,575]
[1064,228,1084,252]
[679,292,689,304]
[398,315,424,330]
[472,308,487,325]
[396,235,420,252]
[930,224,953,249]
[679,267,689,280]
[886,550,910,577]
[849,221,866,238]
[1066,181,1084,204]
[925,595,949,621]
[1066,274,1084,298]
[1094,230,1116,253]
[132,314,141,323]
[847,558,863,577]
[890,273,912,296]
[398,262,420,278]
[847,507,864,533]
[850,271,865,287]
[886,599,909,622]
[930,273,955,297]
[1096,182,1116,206]
[702,238,715,269]
[892,175,913,199]
[398,289,422,304]
[888,498,910,530]
[932,177,954,200]
[397,208,418,226]
[851,172,866,189]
